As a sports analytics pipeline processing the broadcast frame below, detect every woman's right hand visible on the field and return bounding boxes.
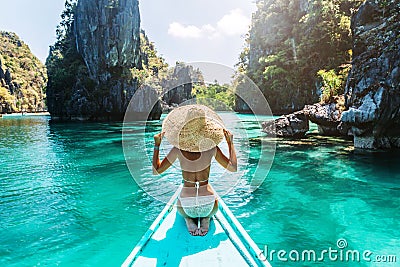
[154,132,164,146]
[223,129,233,144]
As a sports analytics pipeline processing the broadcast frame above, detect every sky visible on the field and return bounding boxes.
[0,0,256,68]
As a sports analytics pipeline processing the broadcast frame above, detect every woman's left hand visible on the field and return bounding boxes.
[223,129,233,144]
[154,132,164,146]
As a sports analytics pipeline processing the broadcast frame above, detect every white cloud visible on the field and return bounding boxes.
[217,9,250,36]
[202,24,219,39]
[168,22,219,40]
[167,8,250,39]
[168,22,203,38]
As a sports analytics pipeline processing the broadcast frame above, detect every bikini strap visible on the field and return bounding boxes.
[195,181,200,228]
[181,179,207,226]
[182,178,209,183]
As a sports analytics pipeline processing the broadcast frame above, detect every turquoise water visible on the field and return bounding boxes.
[0,115,399,266]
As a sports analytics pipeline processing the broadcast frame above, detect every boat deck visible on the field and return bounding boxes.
[122,190,271,267]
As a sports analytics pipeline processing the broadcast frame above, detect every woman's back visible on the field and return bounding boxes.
[178,148,216,182]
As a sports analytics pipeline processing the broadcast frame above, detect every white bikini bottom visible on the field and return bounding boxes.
[179,195,216,218]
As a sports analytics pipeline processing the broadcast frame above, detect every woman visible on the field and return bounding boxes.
[152,104,237,236]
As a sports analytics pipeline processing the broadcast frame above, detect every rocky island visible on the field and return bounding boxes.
[46,0,163,121]
[0,32,46,114]
[261,0,400,149]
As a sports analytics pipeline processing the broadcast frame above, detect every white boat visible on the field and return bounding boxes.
[122,187,271,267]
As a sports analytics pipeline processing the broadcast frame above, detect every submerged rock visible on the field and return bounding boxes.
[262,111,309,138]
[341,0,400,148]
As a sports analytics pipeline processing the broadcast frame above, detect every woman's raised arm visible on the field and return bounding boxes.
[215,129,237,172]
[152,132,178,175]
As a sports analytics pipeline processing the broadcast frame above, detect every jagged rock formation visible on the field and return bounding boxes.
[263,96,347,138]
[262,111,309,138]
[341,0,400,148]
[47,0,161,121]
[161,63,203,107]
[0,31,46,113]
[303,96,347,136]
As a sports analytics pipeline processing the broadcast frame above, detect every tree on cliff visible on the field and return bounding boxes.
[239,0,364,114]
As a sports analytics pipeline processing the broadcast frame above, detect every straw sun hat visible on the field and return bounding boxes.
[162,104,225,152]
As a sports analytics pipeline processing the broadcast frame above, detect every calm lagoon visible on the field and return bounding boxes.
[0,114,399,266]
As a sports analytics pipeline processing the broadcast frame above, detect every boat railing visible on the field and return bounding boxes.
[121,186,181,267]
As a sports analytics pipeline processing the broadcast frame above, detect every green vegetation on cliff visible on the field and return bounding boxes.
[0,31,47,113]
[239,0,364,113]
[127,30,169,91]
[193,82,235,110]
[139,31,169,83]
[46,0,86,116]
[318,64,350,103]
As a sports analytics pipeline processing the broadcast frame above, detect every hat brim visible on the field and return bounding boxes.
[162,105,225,152]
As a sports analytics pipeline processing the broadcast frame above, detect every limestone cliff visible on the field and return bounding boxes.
[161,63,203,107]
[75,0,141,81]
[341,0,400,148]
[46,0,161,121]
[0,32,46,113]
[261,0,400,145]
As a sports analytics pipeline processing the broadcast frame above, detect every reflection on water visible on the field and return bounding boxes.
[0,115,399,266]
